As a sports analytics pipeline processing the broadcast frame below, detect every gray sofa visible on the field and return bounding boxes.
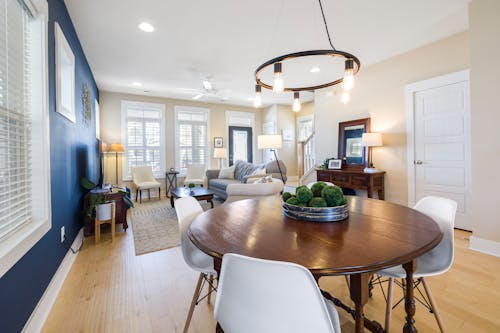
[206,160,287,200]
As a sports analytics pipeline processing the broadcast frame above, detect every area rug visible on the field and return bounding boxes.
[129,198,220,255]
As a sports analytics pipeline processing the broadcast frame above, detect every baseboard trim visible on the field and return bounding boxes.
[469,235,500,258]
[22,228,83,333]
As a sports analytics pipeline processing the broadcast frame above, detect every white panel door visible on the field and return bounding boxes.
[413,78,471,230]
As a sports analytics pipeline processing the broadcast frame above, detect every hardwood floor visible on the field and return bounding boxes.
[43,221,500,332]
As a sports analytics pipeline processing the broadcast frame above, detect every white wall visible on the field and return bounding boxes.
[314,32,469,204]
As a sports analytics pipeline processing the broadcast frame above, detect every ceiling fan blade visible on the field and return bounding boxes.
[192,93,204,100]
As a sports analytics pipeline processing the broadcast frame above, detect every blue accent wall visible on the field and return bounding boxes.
[0,0,99,331]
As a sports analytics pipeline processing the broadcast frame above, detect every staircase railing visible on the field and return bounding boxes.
[297,132,315,180]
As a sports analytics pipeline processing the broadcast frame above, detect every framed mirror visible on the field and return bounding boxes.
[338,118,370,169]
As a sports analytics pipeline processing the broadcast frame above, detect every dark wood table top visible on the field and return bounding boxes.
[170,187,214,199]
[188,196,442,276]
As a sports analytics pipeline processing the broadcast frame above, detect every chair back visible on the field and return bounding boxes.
[186,164,205,179]
[131,166,156,183]
[414,196,457,274]
[174,197,214,273]
[214,253,340,333]
[225,179,284,203]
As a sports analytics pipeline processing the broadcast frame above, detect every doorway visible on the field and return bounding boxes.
[228,126,253,166]
[406,70,472,230]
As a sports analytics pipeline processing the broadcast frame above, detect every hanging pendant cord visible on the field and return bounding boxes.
[318,0,336,51]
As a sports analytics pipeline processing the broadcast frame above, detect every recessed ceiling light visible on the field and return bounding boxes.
[310,67,320,73]
[138,22,155,32]
[132,82,142,87]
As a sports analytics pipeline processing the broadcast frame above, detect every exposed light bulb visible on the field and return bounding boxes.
[292,92,301,112]
[254,84,262,108]
[341,91,350,104]
[273,62,284,93]
[343,58,355,91]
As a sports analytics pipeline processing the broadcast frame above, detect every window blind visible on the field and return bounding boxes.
[176,108,208,171]
[123,103,164,179]
[0,0,33,239]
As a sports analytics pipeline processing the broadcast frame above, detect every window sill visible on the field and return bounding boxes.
[0,218,51,278]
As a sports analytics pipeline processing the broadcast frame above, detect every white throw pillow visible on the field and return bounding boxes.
[218,165,235,179]
[251,167,266,176]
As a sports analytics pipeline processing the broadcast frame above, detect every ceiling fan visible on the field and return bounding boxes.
[177,78,231,101]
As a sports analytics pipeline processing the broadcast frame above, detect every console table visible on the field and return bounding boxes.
[316,169,385,200]
[83,190,129,236]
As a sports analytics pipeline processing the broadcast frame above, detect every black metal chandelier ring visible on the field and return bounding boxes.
[254,49,361,92]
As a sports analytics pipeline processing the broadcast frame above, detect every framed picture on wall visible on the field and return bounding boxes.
[328,159,342,169]
[214,137,223,148]
[55,22,76,123]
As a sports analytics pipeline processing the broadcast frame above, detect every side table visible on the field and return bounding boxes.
[165,171,179,197]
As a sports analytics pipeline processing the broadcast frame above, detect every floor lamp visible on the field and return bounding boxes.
[257,134,284,182]
[108,143,125,185]
[213,147,227,170]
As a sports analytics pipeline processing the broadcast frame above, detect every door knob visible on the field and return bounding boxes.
[414,160,423,165]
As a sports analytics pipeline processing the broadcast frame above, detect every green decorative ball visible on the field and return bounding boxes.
[282,192,293,202]
[310,182,328,197]
[286,197,299,206]
[309,197,327,207]
[296,187,313,204]
[298,202,308,207]
[321,185,347,207]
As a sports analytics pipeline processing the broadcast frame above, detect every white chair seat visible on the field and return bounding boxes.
[135,181,161,190]
[377,249,451,278]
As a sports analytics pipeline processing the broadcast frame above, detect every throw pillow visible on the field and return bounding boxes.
[218,165,235,179]
[251,167,266,176]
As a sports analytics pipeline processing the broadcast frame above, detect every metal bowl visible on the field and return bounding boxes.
[282,201,349,222]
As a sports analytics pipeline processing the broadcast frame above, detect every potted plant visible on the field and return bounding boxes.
[188,182,196,194]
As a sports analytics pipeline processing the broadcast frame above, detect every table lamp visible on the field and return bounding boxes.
[108,143,125,184]
[213,147,227,169]
[257,134,284,182]
[361,133,383,173]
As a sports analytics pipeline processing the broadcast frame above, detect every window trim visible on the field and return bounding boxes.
[0,0,51,278]
[174,106,210,174]
[120,100,166,181]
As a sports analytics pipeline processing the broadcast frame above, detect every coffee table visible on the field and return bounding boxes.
[170,187,215,208]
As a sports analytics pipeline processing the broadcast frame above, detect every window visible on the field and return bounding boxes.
[121,101,165,180]
[297,115,314,142]
[175,106,209,172]
[0,0,51,277]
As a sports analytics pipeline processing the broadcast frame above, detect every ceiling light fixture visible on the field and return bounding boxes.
[202,80,212,90]
[254,0,360,108]
[254,84,262,108]
[292,92,301,112]
[138,22,155,32]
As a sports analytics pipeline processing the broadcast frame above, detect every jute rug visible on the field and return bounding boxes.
[129,198,220,255]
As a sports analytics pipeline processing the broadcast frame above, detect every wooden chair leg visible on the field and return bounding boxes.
[344,275,350,289]
[207,274,214,305]
[148,189,151,200]
[135,189,138,202]
[183,273,204,333]
[139,189,142,204]
[422,278,445,333]
[159,187,161,200]
[385,277,394,332]
[95,219,100,244]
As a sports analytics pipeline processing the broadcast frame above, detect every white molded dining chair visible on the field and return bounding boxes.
[376,196,457,333]
[214,253,341,333]
[131,166,161,203]
[174,197,217,333]
[184,164,206,187]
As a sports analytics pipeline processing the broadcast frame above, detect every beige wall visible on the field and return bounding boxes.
[99,91,263,187]
[262,104,298,177]
[469,0,500,243]
[314,32,470,204]
[296,101,314,118]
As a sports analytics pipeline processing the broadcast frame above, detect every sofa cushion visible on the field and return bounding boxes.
[208,178,240,191]
[219,165,235,179]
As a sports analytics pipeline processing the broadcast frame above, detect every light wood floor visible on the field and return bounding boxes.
[43,207,500,332]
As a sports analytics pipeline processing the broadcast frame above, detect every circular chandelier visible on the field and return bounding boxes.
[253,0,361,110]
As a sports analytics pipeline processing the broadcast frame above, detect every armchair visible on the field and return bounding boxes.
[131,166,161,203]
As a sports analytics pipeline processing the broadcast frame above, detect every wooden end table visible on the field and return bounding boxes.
[170,187,215,208]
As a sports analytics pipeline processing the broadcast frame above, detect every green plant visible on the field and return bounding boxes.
[296,187,313,204]
[282,192,293,202]
[321,185,347,207]
[188,182,196,189]
[286,197,299,206]
[309,197,327,207]
[310,182,327,197]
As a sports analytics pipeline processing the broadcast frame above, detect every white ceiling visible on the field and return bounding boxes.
[65,0,469,107]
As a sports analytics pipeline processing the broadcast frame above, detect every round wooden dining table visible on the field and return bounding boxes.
[188,196,442,333]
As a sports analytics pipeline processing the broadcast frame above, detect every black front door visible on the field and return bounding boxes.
[228,126,253,166]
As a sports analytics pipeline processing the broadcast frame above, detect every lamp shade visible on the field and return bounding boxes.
[258,135,282,149]
[108,143,125,152]
[213,147,227,158]
[361,133,382,147]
